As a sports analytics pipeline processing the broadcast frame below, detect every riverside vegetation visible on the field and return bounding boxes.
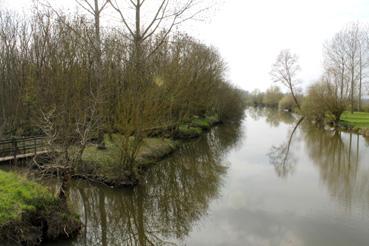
[0,170,81,245]
[0,1,245,245]
[245,23,369,137]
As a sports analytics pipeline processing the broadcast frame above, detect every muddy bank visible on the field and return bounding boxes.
[0,171,81,245]
[336,124,369,138]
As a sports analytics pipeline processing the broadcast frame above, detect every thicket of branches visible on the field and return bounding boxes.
[303,23,369,123]
[0,9,244,139]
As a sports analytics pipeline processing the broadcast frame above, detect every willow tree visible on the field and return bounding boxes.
[270,49,301,110]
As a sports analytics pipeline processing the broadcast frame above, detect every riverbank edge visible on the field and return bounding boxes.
[0,171,81,245]
[70,115,223,188]
[335,123,369,137]
[1,116,221,244]
[250,106,369,138]
[306,117,369,138]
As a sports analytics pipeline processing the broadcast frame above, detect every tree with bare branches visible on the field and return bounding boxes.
[323,23,369,113]
[108,0,209,81]
[271,49,301,110]
[74,0,110,148]
[40,0,110,148]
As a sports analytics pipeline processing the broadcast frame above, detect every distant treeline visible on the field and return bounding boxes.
[243,87,300,112]
[263,23,369,126]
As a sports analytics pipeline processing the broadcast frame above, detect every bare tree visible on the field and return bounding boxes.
[356,26,369,111]
[270,49,301,110]
[324,32,349,100]
[323,23,369,113]
[268,117,303,178]
[108,0,209,79]
[38,102,99,203]
[345,24,360,113]
[42,0,110,148]
[74,0,110,149]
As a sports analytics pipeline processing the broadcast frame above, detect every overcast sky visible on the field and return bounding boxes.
[4,0,369,92]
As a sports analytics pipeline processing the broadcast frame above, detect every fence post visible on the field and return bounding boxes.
[23,138,26,155]
[12,138,17,165]
[34,138,37,155]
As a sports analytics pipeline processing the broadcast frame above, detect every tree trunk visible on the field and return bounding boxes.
[59,167,71,209]
[351,65,355,114]
[340,58,344,100]
[94,0,106,149]
[289,85,301,110]
[358,52,362,111]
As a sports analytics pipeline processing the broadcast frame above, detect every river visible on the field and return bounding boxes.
[49,108,369,246]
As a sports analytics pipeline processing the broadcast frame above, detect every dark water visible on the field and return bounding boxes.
[51,108,369,246]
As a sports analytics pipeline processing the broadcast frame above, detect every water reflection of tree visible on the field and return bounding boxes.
[246,107,264,121]
[301,123,369,211]
[67,124,242,245]
[209,119,245,154]
[268,117,303,178]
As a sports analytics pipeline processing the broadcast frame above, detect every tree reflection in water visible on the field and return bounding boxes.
[302,123,369,212]
[64,123,244,246]
[267,115,303,178]
[264,107,369,213]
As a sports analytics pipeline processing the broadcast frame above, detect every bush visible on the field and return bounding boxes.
[263,86,283,107]
[215,84,246,121]
[302,81,347,124]
[278,95,296,112]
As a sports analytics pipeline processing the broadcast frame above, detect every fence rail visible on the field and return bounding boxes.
[0,136,47,163]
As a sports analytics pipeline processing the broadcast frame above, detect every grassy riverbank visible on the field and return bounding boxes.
[80,136,178,186]
[0,115,223,243]
[77,115,221,187]
[340,112,369,128]
[0,170,80,245]
[336,111,369,137]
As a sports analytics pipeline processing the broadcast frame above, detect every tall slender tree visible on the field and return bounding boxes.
[270,49,301,110]
[74,0,110,148]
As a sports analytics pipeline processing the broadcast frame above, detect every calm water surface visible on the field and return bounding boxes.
[53,108,369,246]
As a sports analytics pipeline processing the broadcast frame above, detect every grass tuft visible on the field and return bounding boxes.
[0,170,57,225]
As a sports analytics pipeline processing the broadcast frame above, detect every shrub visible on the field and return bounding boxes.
[278,95,296,112]
[302,81,347,124]
[263,86,283,108]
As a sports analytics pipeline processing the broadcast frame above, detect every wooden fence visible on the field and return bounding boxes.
[0,136,47,164]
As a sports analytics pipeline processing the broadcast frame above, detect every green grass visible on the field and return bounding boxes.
[176,115,220,138]
[82,134,177,172]
[191,118,211,130]
[177,125,202,138]
[340,111,369,128]
[190,114,220,130]
[82,134,123,168]
[206,114,221,125]
[0,170,57,225]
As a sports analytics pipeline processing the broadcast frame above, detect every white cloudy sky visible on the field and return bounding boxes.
[4,0,369,92]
